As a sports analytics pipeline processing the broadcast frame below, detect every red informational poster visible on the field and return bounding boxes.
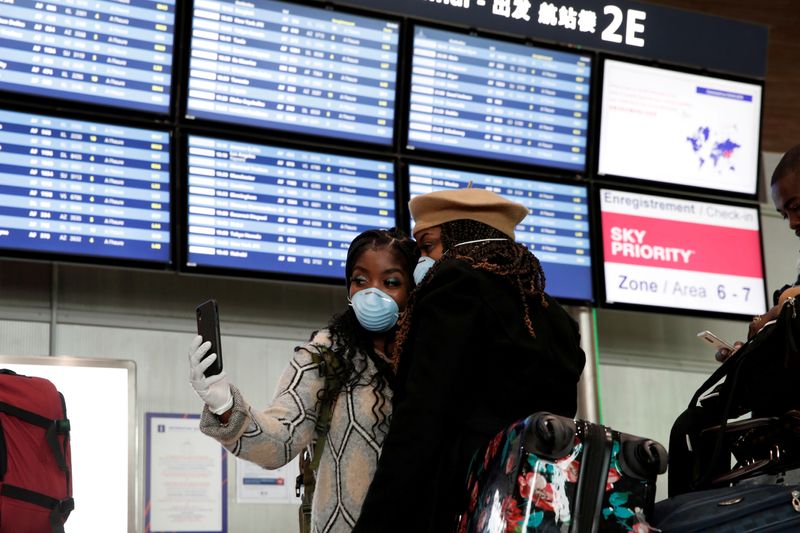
[600,189,767,316]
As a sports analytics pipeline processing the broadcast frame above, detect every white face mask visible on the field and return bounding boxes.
[413,238,508,285]
[348,288,399,333]
[413,256,436,285]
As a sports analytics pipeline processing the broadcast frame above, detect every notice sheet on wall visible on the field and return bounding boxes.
[235,455,302,504]
[145,413,227,533]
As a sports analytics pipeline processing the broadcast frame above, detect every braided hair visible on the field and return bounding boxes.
[393,219,547,364]
[303,228,417,434]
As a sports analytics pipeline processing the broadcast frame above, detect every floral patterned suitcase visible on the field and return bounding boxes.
[458,412,668,533]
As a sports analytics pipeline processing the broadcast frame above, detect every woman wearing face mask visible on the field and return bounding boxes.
[187,228,418,533]
[353,189,586,533]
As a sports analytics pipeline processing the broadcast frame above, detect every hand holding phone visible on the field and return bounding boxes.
[196,299,223,377]
[697,330,733,352]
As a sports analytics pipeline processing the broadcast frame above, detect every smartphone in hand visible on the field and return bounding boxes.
[696,330,733,352]
[196,299,223,377]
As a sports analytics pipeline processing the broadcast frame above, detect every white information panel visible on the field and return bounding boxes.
[600,189,767,316]
[598,60,762,195]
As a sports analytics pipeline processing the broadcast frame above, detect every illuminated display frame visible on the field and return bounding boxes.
[595,55,765,199]
[181,0,402,148]
[403,160,594,304]
[0,0,179,117]
[594,184,768,320]
[177,128,400,285]
[0,104,174,269]
[403,23,594,176]
[0,0,769,301]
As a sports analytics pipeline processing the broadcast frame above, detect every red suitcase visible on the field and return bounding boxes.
[0,369,73,533]
[459,412,667,533]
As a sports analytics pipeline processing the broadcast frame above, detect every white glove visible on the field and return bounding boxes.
[188,335,234,415]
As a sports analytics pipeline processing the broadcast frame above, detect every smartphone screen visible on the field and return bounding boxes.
[196,299,223,377]
[697,330,733,351]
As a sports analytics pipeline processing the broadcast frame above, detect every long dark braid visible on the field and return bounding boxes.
[303,228,417,435]
[394,219,547,363]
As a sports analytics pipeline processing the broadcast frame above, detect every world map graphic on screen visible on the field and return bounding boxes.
[686,126,742,173]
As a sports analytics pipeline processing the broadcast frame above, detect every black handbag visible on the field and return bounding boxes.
[668,297,800,496]
[701,410,800,486]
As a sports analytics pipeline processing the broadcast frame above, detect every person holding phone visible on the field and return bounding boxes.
[187,228,418,533]
[353,188,586,532]
[716,145,800,362]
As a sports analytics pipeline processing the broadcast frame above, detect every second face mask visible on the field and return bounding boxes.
[413,256,436,285]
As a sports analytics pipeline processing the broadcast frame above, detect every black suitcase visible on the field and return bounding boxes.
[653,483,800,532]
[458,412,668,533]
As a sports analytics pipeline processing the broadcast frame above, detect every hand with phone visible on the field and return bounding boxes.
[196,299,223,377]
[697,330,743,363]
[189,300,233,415]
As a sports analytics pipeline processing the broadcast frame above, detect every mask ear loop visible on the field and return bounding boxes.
[442,238,508,259]
[453,238,509,247]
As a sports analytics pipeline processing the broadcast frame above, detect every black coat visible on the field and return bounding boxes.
[353,258,586,532]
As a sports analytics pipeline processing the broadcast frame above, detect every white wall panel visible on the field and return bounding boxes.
[598,361,711,503]
[0,319,50,356]
[220,335,307,533]
[55,266,342,331]
[762,212,799,298]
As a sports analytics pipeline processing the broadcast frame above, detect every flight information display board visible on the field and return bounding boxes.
[599,188,766,316]
[408,164,592,301]
[186,0,399,145]
[0,109,171,264]
[598,59,762,196]
[407,26,591,172]
[0,0,176,114]
[185,135,395,280]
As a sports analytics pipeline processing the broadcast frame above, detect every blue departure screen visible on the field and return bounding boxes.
[0,109,171,263]
[186,0,399,145]
[408,165,592,301]
[0,0,176,114]
[407,27,591,172]
[186,135,395,280]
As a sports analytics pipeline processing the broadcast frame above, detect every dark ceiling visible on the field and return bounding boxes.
[647,0,800,154]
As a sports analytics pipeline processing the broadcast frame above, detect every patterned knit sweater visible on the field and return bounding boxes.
[200,330,392,533]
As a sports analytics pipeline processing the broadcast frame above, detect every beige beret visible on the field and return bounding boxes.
[410,187,529,240]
